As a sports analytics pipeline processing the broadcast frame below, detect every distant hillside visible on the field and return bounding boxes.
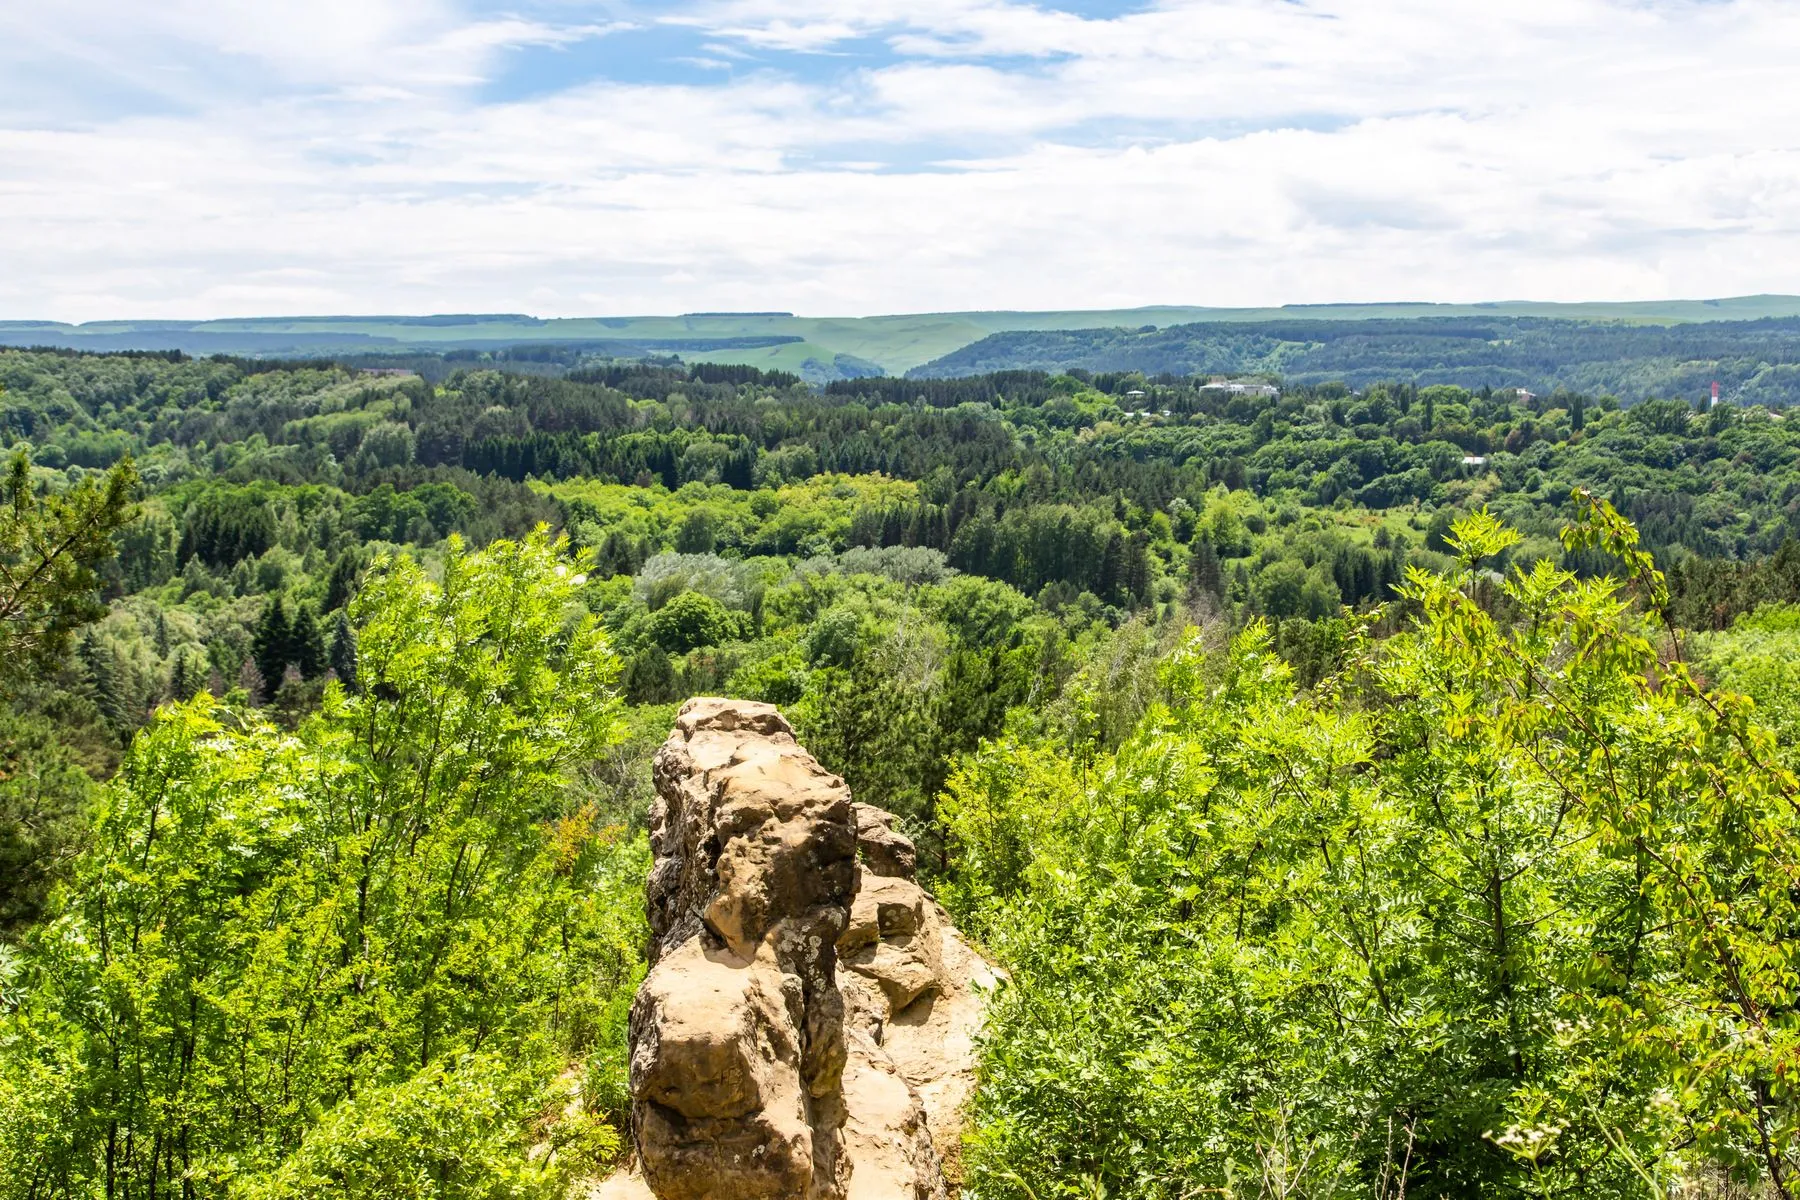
[908,315,1800,405]
[8,295,1800,381]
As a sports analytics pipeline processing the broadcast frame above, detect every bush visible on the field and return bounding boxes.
[956,503,1800,1199]
[233,1055,571,1200]
[0,532,640,1196]
[645,589,738,653]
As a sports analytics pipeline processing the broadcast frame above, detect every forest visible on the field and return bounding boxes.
[913,315,1800,406]
[5,343,1800,1198]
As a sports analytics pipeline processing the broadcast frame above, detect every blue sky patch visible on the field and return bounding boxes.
[481,23,915,101]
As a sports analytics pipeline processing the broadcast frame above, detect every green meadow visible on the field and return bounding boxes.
[11,294,1800,376]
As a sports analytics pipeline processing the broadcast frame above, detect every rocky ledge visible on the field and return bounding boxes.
[595,698,994,1200]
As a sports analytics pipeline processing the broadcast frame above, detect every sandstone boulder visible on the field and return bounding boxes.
[622,700,995,1200]
[853,802,919,879]
[837,805,997,1184]
[631,698,857,1200]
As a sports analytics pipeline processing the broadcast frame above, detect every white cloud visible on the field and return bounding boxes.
[2,0,1799,321]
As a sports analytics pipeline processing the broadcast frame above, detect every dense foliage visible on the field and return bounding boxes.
[946,502,1800,1197]
[914,315,1800,405]
[2,533,643,1198]
[5,343,1800,1195]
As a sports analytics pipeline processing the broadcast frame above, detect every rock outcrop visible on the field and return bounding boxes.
[612,698,995,1200]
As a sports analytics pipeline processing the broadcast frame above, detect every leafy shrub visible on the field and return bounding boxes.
[233,1055,567,1200]
[633,551,753,611]
[1699,604,1800,754]
[0,532,640,1196]
[956,502,1800,1199]
[645,589,739,653]
[803,603,865,668]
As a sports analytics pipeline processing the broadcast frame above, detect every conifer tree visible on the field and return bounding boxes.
[1124,531,1152,604]
[323,551,359,612]
[596,531,642,579]
[1097,531,1125,605]
[0,448,135,686]
[329,611,358,691]
[169,646,208,700]
[1189,536,1224,598]
[251,596,291,702]
[77,631,128,736]
[288,602,326,679]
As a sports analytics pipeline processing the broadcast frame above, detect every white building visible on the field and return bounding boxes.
[1199,379,1280,398]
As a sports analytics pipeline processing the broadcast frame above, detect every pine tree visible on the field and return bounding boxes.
[722,446,756,490]
[1426,508,1456,554]
[252,596,291,702]
[78,632,129,736]
[1189,537,1224,599]
[329,612,358,691]
[597,531,640,579]
[625,647,678,705]
[169,647,208,700]
[1097,532,1125,605]
[288,603,326,679]
[180,556,217,598]
[1,448,136,687]
[324,552,359,612]
[1123,532,1152,606]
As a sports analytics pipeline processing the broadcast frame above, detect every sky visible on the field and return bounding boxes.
[1,0,1797,321]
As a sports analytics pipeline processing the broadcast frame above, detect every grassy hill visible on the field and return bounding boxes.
[9,295,1800,380]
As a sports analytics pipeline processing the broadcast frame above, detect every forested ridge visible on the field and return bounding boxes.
[913,315,1800,406]
[5,343,1800,1197]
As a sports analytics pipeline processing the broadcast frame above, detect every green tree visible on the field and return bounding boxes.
[252,595,292,701]
[674,509,716,554]
[1187,535,1224,599]
[323,551,360,612]
[169,646,209,700]
[328,611,358,690]
[0,449,135,685]
[0,707,97,937]
[1123,530,1152,605]
[1097,531,1125,605]
[795,643,936,841]
[1,531,641,1198]
[951,499,1800,1200]
[644,589,737,654]
[802,603,864,668]
[75,632,130,737]
[1426,506,1457,553]
[624,646,678,705]
[288,602,326,679]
